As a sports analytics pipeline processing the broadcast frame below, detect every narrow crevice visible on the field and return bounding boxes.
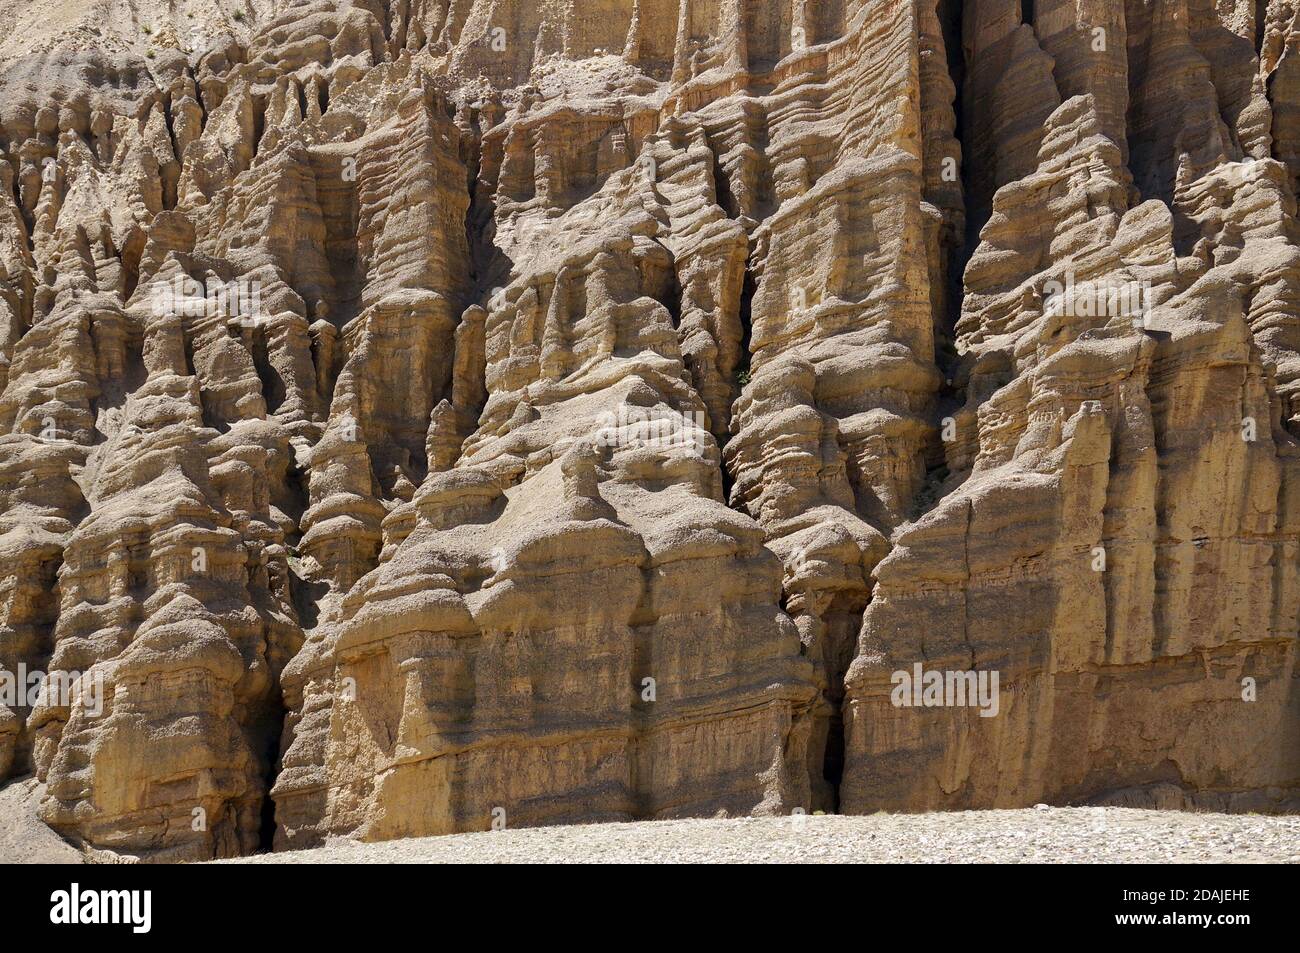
[822,717,844,811]
[735,255,756,383]
[295,80,309,123]
[290,570,330,631]
[250,93,266,161]
[249,326,286,414]
[153,98,179,211]
[711,146,737,219]
[461,113,488,306]
[661,267,682,329]
[7,154,23,217]
[939,0,970,321]
[920,0,973,525]
[189,65,210,131]
[719,254,756,504]
[257,727,282,852]
[120,228,145,303]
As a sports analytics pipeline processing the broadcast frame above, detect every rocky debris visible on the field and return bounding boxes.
[0,777,81,863]
[0,0,1295,862]
[216,807,1300,864]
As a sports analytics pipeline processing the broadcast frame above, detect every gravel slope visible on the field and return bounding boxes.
[0,0,269,67]
[216,808,1300,864]
[5,780,1296,864]
[0,778,82,864]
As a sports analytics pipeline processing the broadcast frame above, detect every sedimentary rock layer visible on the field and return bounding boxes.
[0,0,1295,860]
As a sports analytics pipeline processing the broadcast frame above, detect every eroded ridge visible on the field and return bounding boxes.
[0,0,1294,860]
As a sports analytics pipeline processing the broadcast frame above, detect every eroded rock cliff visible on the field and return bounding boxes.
[0,0,1295,860]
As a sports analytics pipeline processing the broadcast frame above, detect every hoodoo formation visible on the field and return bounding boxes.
[0,0,1295,861]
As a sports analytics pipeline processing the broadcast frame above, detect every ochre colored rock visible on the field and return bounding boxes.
[0,0,1295,860]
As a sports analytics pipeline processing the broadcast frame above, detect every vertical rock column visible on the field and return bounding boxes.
[273,111,818,843]
[723,0,946,808]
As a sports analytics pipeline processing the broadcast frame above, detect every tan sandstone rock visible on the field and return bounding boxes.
[0,0,1294,861]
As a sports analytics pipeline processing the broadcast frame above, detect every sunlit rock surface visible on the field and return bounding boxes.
[0,0,1295,860]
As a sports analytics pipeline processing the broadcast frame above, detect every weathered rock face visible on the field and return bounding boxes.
[0,0,1295,860]
[841,4,1300,815]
